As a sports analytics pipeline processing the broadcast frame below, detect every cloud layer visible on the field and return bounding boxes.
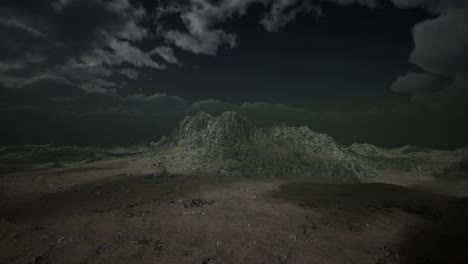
[0,0,174,90]
[1,0,467,148]
[1,0,467,96]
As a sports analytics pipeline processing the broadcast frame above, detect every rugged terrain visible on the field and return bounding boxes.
[1,112,468,264]
[155,112,375,182]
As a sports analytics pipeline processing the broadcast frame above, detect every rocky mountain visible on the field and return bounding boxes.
[347,143,467,173]
[168,111,257,149]
[3,112,466,183]
[154,111,376,182]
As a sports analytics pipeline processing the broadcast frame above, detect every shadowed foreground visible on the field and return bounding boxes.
[1,151,467,263]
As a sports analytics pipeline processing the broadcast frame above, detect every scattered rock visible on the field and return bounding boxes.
[38,233,49,239]
[202,257,217,264]
[50,235,72,249]
[289,234,297,242]
[382,246,394,257]
[170,199,214,208]
[274,254,290,263]
[126,201,144,208]
[30,253,48,264]
[131,237,164,252]
[96,242,111,254]
[182,210,207,215]
[302,224,318,239]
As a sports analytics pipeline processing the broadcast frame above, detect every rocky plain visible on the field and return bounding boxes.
[1,112,468,264]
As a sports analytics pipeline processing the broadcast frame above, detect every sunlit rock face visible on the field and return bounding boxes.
[158,111,377,182]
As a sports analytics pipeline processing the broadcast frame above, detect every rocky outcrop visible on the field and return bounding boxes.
[346,143,467,173]
[156,111,377,182]
[170,112,257,149]
[268,125,345,158]
[348,143,388,157]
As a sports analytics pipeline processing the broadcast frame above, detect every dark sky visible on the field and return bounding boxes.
[0,0,467,149]
[141,3,423,106]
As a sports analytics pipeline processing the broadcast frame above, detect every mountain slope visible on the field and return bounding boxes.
[155,111,376,182]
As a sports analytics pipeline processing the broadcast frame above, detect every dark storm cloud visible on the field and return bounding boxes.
[156,0,467,106]
[149,46,180,65]
[2,0,465,90]
[0,0,327,87]
[260,0,321,32]
[308,0,468,108]
[120,68,141,80]
[327,0,468,11]
[155,0,468,56]
[0,0,171,89]
[389,6,468,105]
[156,0,326,55]
[410,7,468,77]
[390,73,468,107]
[157,0,322,54]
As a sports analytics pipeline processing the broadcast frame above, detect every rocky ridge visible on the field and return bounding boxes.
[169,111,257,149]
[155,111,376,182]
[347,143,468,173]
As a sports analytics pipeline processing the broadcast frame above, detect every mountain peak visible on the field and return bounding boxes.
[161,111,376,181]
[170,111,257,148]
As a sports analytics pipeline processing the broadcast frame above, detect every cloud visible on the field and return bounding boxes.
[261,0,320,32]
[0,16,46,38]
[20,75,85,100]
[391,6,468,107]
[107,40,165,69]
[157,0,317,54]
[321,0,468,108]
[410,7,468,77]
[328,0,467,11]
[390,73,444,94]
[150,46,180,64]
[0,0,156,88]
[81,79,121,93]
[1,0,466,91]
[389,0,468,12]
[164,28,237,55]
[155,0,468,62]
[389,72,468,106]
[156,0,248,55]
[409,77,468,107]
[120,68,140,80]
[157,0,319,55]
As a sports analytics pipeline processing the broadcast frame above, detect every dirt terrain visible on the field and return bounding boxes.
[1,147,468,264]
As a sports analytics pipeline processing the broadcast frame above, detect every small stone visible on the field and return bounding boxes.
[202,257,217,264]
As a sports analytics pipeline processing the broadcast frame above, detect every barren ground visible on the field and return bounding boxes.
[1,152,468,264]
